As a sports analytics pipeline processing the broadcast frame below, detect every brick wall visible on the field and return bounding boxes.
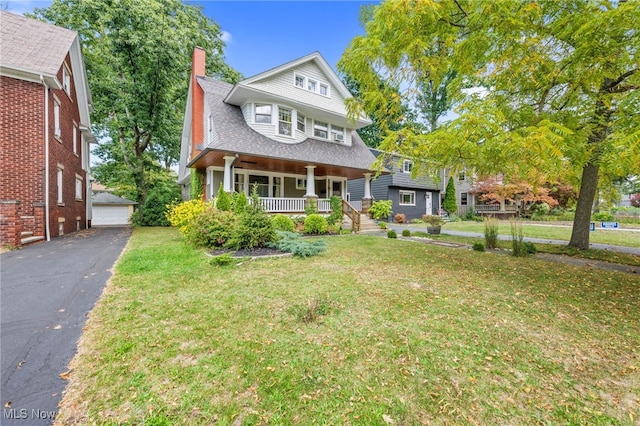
[0,200,21,247]
[0,51,88,242]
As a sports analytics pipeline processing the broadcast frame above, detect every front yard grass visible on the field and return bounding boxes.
[57,227,640,425]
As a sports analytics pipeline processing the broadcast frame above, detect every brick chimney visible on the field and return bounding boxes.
[191,47,206,159]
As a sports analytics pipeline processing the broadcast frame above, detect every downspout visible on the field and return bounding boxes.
[41,75,51,241]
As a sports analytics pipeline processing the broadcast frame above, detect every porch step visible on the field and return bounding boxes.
[21,231,33,237]
[343,213,382,233]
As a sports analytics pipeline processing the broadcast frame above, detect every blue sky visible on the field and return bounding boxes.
[7,0,378,77]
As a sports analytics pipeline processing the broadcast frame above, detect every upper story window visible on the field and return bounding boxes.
[297,113,306,133]
[54,99,61,139]
[294,72,330,97]
[255,104,272,124]
[75,175,83,200]
[403,159,413,174]
[313,121,328,139]
[73,123,78,155]
[278,107,292,136]
[330,125,344,142]
[458,170,466,181]
[62,64,71,97]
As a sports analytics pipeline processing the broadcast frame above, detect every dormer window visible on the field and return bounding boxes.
[319,83,328,96]
[295,75,305,88]
[403,159,413,174]
[330,125,344,142]
[278,107,292,136]
[255,104,272,123]
[307,79,316,92]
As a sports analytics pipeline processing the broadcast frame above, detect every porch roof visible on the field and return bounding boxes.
[188,77,382,179]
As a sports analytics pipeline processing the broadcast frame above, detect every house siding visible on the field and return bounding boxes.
[389,187,439,220]
[0,53,88,243]
[248,61,348,117]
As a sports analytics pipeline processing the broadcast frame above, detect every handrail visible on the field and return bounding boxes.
[341,198,360,233]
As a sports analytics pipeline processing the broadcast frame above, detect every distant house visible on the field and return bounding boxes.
[178,48,381,215]
[442,169,476,216]
[0,11,94,247]
[349,149,442,221]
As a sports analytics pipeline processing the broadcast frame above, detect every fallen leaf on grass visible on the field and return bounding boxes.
[60,370,72,380]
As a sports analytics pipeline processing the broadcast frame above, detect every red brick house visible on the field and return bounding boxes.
[0,11,94,247]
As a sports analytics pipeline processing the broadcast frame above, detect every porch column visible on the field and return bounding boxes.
[362,173,372,213]
[305,166,316,197]
[223,155,235,192]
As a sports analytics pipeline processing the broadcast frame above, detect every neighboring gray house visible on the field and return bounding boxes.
[349,149,442,221]
[178,49,380,213]
[441,169,475,216]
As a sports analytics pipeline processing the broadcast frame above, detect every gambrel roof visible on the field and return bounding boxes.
[187,76,377,173]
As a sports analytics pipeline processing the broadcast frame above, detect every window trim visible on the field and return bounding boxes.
[53,99,61,140]
[313,120,329,139]
[62,63,71,97]
[293,72,330,97]
[254,103,272,124]
[75,175,83,201]
[296,112,306,133]
[330,124,344,142]
[402,159,413,174]
[461,192,468,206]
[296,178,306,190]
[57,165,64,205]
[458,171,466,181]
[73,122,78,155]
[399,190,416,206]
[277,106,293,137]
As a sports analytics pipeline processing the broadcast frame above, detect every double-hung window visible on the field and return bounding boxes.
[63,65,71,96]
[254,104,272,124]
[57,166,63,204]
[461,192,468,205]
[54,100,61,139]
[307,79,317,92]
[330,125,344,142]
[319,83,329,96]
[294,75,305,88]
[75,175,83,200]
[73,124,78,155]
[313,121,328,139]
[399,190,415,206]
[297,113,306,133]
[403,159,413,174]
[278,107,292,136]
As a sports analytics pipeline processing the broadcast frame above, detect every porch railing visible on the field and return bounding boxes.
[342,198,360,233]
[257,198,332,213]
[475,204,518,212]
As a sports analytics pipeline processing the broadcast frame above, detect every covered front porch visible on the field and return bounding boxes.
[195,152,372,214]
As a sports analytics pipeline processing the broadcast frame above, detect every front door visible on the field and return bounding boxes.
[425,192,432,215]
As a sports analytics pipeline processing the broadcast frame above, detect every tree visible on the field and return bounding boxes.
[470,176,559,216]
[31,0,240,223]
[339,0,639,249]
[442,177,457,215]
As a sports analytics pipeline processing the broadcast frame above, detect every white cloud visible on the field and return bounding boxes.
[221,30,231,44]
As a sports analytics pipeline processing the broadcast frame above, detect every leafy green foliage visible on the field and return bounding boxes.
[190,169,205,200]
[270,231,327,258]
[443,177,457,215]
[326,196,343,226]
[186,209,238,249]
[229,186,275,249]
[231,191,248,215]
[216,183,231,211]
[472,242,485,252]
[339,0,640,249]
[31,0,240,222]
[288,296,336,323]
[510,219,528,257]
[304,214,328,235]
[132,177,181,226]
[209,253,245,267]
[593,211,615,222]
[304,198,318,215]
[387,230,397,239]
[369,199,393,220]
[272,214,295,233]
[402,229,411,237]
[165,199,209,234]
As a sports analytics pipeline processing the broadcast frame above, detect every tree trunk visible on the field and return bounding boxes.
[569,163,599,249]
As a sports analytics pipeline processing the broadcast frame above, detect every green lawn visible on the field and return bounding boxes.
[57,228,640,425]
[425,221,640,248]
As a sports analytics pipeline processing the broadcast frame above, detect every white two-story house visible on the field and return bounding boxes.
[178,48,379,213]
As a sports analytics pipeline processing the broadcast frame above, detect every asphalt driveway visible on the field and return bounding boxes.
[1,227,131,425]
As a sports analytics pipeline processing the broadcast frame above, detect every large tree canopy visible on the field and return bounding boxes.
[339,0,639,249]
[32,0,240,223]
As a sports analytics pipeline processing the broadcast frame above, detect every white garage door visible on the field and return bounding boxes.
[92,206,131,226]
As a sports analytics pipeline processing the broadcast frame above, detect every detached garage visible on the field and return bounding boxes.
[92,192,136,226]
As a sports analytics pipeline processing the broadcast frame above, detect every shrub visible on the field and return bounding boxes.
[133,184,181,227]
[593,211,615,222]
[410,218,423,224]
[272,214,295,232]
[186,209,239,249]
[402,229,411,237]
[216,183,231,211]
[423,215,445,226]
[230,187,275,249]
[190,169,205,200]
[378,222,388,230]
[464,209,476,221]
[443,177,457,214]
[387,230,397,239]
[484,217,499,249]
[165,199,209,235]
[524,241,537,254]
[369,199,393,220]
[304,214,328,234]
[394,213,406,224]
[271,231,327,258]
[304,198,318,215]
[472,242,485,252]
[209,253,242,267]
[447,213,461,222]
[326,196,343,226]
[231,191,248,214]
